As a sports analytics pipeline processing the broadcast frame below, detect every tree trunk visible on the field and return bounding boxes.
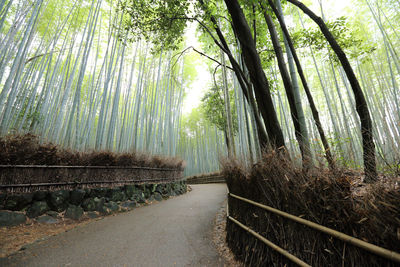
[288,0,377,180]
[263,11,308,166]
[267,0,335,170]
[224,0,285,149]
[274,0,312,164]
[221,50,236,157]
[198,0,270,149]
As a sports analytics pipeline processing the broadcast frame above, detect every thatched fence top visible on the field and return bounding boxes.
[185,172,225,184]
[0,165,184,193]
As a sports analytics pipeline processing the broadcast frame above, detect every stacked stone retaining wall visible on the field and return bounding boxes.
[0,181,187,227]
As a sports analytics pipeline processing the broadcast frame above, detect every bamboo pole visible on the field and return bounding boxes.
[229,192,400,263]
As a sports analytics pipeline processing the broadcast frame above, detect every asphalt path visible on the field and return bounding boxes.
[1,184,227,267]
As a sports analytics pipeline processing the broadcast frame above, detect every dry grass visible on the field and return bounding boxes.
[0,134,184,187]
[223,151,400,266]
[0,217,95,258]
[186,171,221,179]
[213,199,243,267]
[0,134,184,169]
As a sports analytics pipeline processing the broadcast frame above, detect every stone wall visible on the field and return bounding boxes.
[0,181,187,227]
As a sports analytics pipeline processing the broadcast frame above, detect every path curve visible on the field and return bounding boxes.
[1,184,227,267]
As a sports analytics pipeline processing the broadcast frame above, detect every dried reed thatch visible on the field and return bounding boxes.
[0,134,184,169]
[0,134,185,186]
[223,151,400,266]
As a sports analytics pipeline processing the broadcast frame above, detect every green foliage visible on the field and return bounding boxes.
[182,51,199,86]
[292,16,376,62]
[118,0,192,52]
[16,95,43,131]
[35,0,93,42]
[200,86,238,135]
[180,107,205,136]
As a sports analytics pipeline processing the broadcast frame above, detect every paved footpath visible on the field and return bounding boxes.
[0,184,227,267]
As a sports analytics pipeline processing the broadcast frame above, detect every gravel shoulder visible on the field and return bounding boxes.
[212,200,242,267]
[1,184,227,267]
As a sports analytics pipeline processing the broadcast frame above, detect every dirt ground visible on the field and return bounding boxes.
[213,199,243,267]
[0,216,100,258]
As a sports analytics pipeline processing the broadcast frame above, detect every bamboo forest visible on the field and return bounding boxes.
[1,0,400,265]
[1,0,400,178]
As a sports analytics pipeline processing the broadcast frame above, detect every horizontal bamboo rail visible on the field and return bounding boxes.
[227,215,311,267]
[0,165,184,193]
[228,192,400,264]
[0,177,183,188]
[0,165,178,171]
